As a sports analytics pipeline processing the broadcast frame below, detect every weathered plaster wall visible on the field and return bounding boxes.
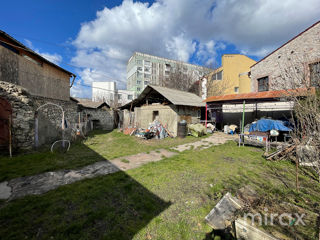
[251,22,320,92]
[0,46,71,101]
[134,104,178,136]
[122,109,134,129]
[176,105,201,124]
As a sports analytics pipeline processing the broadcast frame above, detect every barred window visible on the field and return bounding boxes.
[257,76,269,92]
[310,62,320,87]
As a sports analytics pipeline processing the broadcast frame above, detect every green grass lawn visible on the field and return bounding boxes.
[0,142,319,239]
[0,130,206,181]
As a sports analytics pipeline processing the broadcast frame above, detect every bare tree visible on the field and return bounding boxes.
[207,75,233,96]
[276,54,320,186]
[164,63,208,95]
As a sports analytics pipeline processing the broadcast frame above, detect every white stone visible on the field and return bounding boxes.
[0,181,12,199]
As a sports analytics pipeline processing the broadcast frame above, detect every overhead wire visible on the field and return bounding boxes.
[0,39,128,85]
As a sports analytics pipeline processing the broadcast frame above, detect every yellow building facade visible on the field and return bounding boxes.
[207,54,256,96]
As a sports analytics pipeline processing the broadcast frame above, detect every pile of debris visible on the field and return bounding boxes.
[224,124,238,135]
[264,143,295,161]
[123,120,174,140]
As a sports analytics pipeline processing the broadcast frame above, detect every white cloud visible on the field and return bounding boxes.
[39,52,62,65]
[71,0,320,97]
[24,39,63,65]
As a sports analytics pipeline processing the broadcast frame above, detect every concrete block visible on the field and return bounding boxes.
[235,218,278,240]
[205,192,243,229]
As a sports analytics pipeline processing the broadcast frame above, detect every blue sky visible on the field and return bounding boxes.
[0,0,319,98]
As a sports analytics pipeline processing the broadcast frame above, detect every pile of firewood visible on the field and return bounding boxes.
[264,144,296,161]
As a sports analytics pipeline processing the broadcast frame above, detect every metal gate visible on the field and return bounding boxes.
[0,97,12,149]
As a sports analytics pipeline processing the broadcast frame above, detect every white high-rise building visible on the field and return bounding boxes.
[92,82,135,106]
[127,52,211,95]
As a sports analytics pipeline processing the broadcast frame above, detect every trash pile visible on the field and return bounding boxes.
[124,120,173,140]
[187,123,207,137]
[223,124,238,134]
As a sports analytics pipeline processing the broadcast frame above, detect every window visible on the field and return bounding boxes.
[137,80,141,85]
[144,81,149,85]
[310,61,320,87]
[144,60,151,66]
[165,63,171,71]
[257,76,269,92]
[144,67,151,72]
[153,111,159,120]
[137,87,141,91]
[128,95,133,100]
[144,73,150,78]
[211,70,223,81]
[137,72,143,78]
[117,94,122,100]
[137,66,142,71]
[136,59,142,65]
[234,87,239,93]
[165,71,170,76]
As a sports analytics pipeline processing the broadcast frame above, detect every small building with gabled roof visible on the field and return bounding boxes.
[120,85,205,136]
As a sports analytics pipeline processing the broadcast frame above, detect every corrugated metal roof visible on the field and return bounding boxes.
[148,85,205,107]
[204,88,315,103]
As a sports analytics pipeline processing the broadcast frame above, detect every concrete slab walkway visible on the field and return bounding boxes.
[172,132,237,152]
[0,132,236,201]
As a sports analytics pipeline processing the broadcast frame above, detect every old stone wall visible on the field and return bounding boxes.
[32,96,79,146]
[0,81,82,149]
[81,108,114,131]
[1,80,115,150]
[0,46,71,101]
[250,22,320,92]
[0,81,34,149]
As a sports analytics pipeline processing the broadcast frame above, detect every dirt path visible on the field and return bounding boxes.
[0,132,236,201]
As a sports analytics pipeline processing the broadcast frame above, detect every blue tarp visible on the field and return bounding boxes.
[249,119,292,132]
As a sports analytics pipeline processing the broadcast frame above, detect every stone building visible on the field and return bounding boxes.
[0,30,78,150]
[120,85,205,137]
[76,98,114,131]
[250,21,320,92]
